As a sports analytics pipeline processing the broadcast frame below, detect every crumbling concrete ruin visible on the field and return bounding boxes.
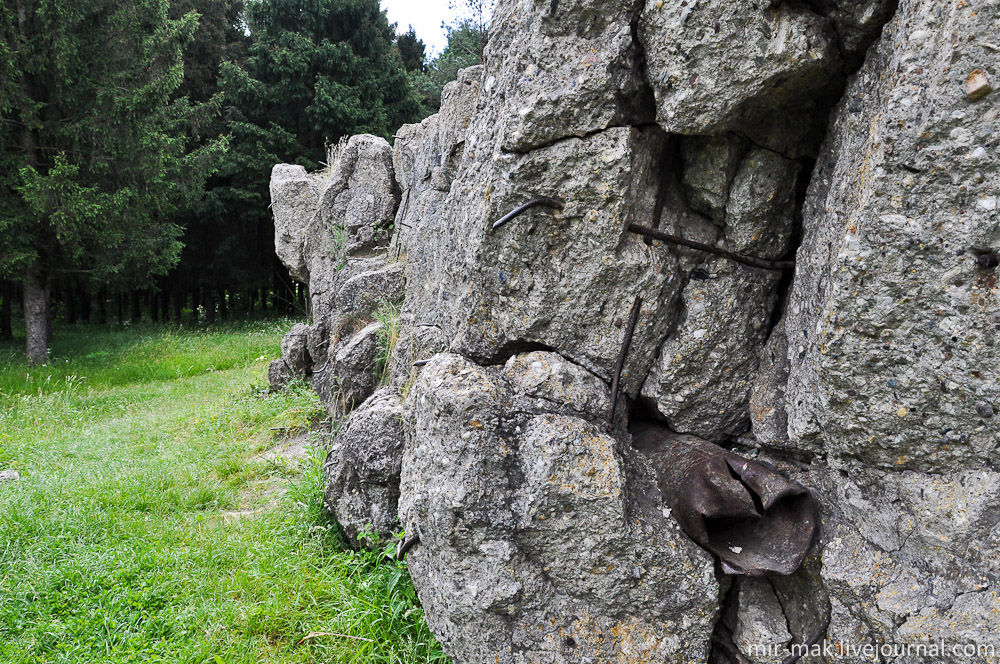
[268,0,1000,661]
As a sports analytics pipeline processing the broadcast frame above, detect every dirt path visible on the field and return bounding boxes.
[221,432,322,522]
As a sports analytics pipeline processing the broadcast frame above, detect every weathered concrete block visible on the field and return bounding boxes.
[782,0,1000,471]
[399,354,718,664]
[483,0,649,153]
[640,0,841,156]
[323,388,405,548]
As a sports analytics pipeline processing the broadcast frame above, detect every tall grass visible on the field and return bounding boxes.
[373,303,401,387]
[0,322,447,664]
[0,321,285,395]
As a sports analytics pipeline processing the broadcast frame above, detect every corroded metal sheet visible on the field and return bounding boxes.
[633,423,817,575]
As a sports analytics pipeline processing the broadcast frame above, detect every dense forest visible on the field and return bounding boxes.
[0,0,490,364]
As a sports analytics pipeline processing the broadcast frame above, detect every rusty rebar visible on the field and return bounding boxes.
[308,358,331,375]
[395,533,420,559]
[711,630,754,664]
[607,295,642,425]
[780,609,832,664]
[627,224,795,271]
[491,196,565,231]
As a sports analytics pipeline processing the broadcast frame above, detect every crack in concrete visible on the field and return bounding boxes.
[767,577,798,643]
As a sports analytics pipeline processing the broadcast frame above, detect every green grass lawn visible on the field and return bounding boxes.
[0,321,447,664]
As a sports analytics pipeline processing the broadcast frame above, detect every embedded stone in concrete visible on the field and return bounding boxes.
[681,134,747,225]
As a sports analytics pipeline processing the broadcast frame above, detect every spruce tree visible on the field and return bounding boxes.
[219,0,420,201]
[165,0,248,319]
[0,0,225,363]
[212,0,421,316]
[397,26,426,73]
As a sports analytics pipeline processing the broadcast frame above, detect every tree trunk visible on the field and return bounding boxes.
[24,268,50,365]
[273,267,292,314]
[218,289,228,320]
[17,4,50,360]
[271,272,278,311]
[129,291,141,324]
[1,281,12,340]
[172,287,183,322]
[44,293,52,344]
[97,288,107,325]
[64,287,77,324]
[79,284,91,324]
[160,287,170,322]
[150,292,160,323]
[116,293,124,327]
[204,288,215,324]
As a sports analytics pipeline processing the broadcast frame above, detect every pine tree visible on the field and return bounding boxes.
[0,0,225,363]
